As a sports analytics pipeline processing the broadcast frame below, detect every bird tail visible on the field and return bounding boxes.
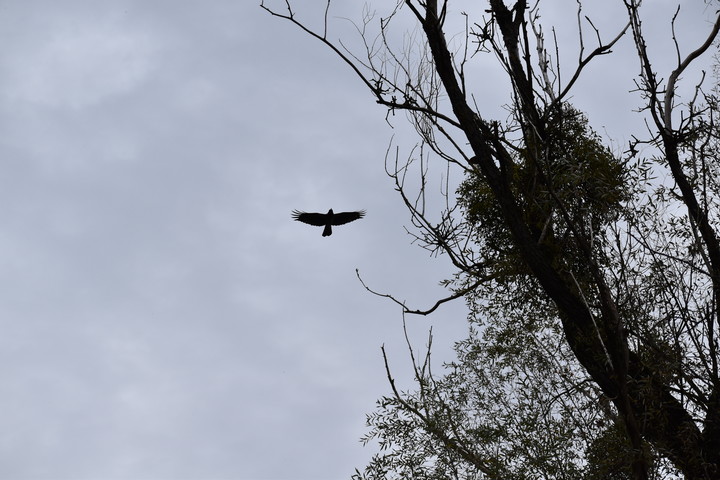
[322,225,332,236]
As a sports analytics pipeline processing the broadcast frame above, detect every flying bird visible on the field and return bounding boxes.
[291,208,366,236]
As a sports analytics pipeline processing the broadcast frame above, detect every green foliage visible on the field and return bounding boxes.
[353,312,601,480]
[583,423,640,480]
[457,104,629,300]
[353,102,690,480]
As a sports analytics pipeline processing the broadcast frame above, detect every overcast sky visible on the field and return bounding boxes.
[0,1,716,479]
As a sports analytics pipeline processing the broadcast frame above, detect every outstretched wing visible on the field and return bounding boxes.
[292,210,328,226]
[331,210,366,226]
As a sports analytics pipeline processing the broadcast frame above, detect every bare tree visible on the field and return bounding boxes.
[263,1,720,478]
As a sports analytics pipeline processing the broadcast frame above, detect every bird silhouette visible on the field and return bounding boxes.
[292,209,366,236]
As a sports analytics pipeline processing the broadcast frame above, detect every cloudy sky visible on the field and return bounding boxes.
[0,1,716,479]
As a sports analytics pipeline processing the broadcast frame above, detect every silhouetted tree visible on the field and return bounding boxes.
[264,1,720,478]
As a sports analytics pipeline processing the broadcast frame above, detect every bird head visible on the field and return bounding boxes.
[327,208,334,215]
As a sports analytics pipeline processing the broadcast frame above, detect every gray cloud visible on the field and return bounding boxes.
[0,1,714,479]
